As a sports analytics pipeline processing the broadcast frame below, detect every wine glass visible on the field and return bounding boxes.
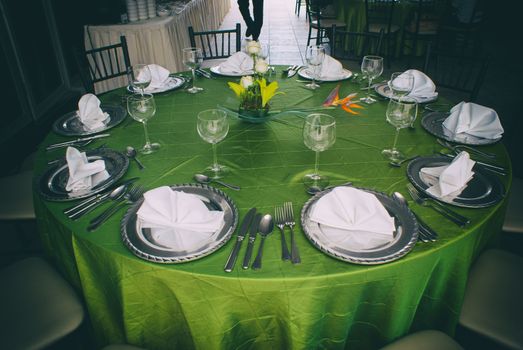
[305,45,326,90]
[360,55,384,104]
[128,64,151,96]
[197,109,229,179]
[183,47,204,94]
[388,72,414,101]
[382,98,418,161]
[127,93,160,154]
[303,113,336,191]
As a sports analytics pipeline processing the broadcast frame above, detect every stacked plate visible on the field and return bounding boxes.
[126,0,138,22]
[147,0,156,18]
[136,0,148,20]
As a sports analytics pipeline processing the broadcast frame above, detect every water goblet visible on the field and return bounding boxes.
[127,93,160,154]
[360,55,384,104]
[382,98,418,161]
[303,113,336,191]
[197,109,229,179]
[128,64,151,96]
[305,45,326,90]
[183,47,204,94]
[388,72,414,101]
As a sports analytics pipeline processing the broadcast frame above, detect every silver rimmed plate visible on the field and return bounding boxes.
[37,148,129,201]
[121,184,239,263]
[210,65,253,77]
[52,105,126,136]
[421,111,502,145]
[127,75,186,94]
[297,67,352,81]
[374,83,438,103]
[407,156,505,208]
[300,186,418,265]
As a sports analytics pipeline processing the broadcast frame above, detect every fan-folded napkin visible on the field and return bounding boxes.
[218,52,253,74]
[309,187,395,250]
[421,151,475,198]
[402,69,438,102]
[307,54,345,79]
[76,93,109,131]
[442,101,504,139]
[65,146,109,193]
[137,186,225,251]
[141,64,170,91]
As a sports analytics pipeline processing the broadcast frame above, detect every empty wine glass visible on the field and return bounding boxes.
[183,47,204,93]
[197,109,229,179]
[360,55,384,104]
[303,113,336,191]
[305,45,326,90]
[128,64,151,95]
[382,98,418,161]
[127,93,160,154]
[389,72,414,101]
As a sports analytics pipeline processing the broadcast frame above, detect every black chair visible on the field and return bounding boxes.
[401,0,441,62]
[364,0,399,66]
[188,24,241,61]
[305,0,346,46]
[423,43,488,102]
[331,25,384,62]
[74,35,132,94]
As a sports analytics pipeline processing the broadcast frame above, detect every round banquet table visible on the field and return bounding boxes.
[33,68,511,350]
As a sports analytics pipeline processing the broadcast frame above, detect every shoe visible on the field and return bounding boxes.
[246,25,252,37]
[252,26,261,41]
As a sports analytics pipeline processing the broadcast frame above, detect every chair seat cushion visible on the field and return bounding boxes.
[380,330,463,350]
[503,177,523,233]
[312,19,347,29]
[0,170,35,220]
[459,249,523,350]
[368,23,400,34]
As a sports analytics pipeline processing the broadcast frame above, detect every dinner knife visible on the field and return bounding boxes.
[242,213,262,269]
[439,152,507,175]
[46,134,110,151]
[224,208,256,272]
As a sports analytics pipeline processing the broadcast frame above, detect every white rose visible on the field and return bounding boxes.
[246,40,261,55]
[254,58,269,74]
[240,76,254,88]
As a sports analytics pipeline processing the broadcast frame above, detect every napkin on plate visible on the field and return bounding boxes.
[403,69,438,102]
[76,93,110,131]
[420,151,476,198]
[309,187,396,250]
[137,186,225,251]
[65,146,109,193]
[442,101,504,139]
[307,54,344,80]
[218,52,254,74]
[142,64,170,91]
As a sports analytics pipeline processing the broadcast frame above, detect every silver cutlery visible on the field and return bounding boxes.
[359,81,386,90]
[87,185,145,231]
[406,183,470,227]
[439,152,507,176]
[284,202,300,264]
[224,207,256,272]
[274,205,291,261]
[287,65,300,78]
[193,174,240,191]
[46,134,110,151]
[242,213,262,269]
[252,214,274,270]
[437,139,497,159]
[389,155,420,168]
[126,146,145,170]
[392,192,437,242]
[196,68,212,79]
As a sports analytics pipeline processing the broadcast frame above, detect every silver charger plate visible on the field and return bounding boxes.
[121,184,239,263]
[210,65,253,77]
[37,148,129,201]
[421,111,502,145]
[127,75,186,94]
[407,156,505,208]
[52,105,126,136]
[297,67,353,81]
[374,83,438,103]
[300,186,418,265]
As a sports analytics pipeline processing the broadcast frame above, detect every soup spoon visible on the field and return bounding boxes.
[194,174,240,191]
[252,214,274,270]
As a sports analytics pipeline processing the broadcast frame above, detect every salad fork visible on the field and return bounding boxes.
[284,202,301,264]
[275,205,291,261]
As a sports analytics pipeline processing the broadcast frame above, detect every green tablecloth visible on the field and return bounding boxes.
[34,69,511,349]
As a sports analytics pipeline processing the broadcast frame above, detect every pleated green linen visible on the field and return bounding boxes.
[34,69,510,350]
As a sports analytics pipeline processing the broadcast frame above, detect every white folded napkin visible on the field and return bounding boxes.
[421,151,475,198]
[137,186,225,251]
[65,147,109,193]
[76,94,110,131]
[403,69,438,102]
[218,52,254,74]
[309,187,395,250]
[142,64,170,91]
[442,101,504,139]
[306,54,344,80]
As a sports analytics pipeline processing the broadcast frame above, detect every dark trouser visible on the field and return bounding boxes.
[237,0,264,39]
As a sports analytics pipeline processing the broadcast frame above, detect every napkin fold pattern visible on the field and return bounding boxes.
[306,54,344,79]
[442,101,504,139]
[218,52,254,74]
[76,93,110,131]
[309,187,395,250]
[141,64,170,91]
[65,146,109,193]
[403,69,438,102]
[137,186,225,251]
[421,151,476,198]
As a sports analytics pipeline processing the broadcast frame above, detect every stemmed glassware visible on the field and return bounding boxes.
[382,99,418,161]
[303,113,336,191]
[128,64,151,96]
[197,109,229,179]
[388,72,414,101]
[127,93,160,154]
[183,47,204,94]
[360,55,384,104]
[305,45,326,90]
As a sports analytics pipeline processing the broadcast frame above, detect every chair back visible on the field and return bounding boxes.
[331,26,384,62]
[74,36,131,93]
[188,24,241,60]
[406,0,441,35]
[365,0,396,35]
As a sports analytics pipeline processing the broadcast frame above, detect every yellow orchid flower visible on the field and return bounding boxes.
[258,78,282,107]
[227,82,245,98]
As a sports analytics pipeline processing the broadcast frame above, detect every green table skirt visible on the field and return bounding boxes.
[34,69,511,349]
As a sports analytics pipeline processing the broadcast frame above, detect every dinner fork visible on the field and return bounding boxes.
[274,205,291,261]
[406,183,470,227]
[437,139,497,159]
[284,202,301,264]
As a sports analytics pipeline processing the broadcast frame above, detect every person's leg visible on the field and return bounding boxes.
[237,0,254,37]
[252,0,264,40]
